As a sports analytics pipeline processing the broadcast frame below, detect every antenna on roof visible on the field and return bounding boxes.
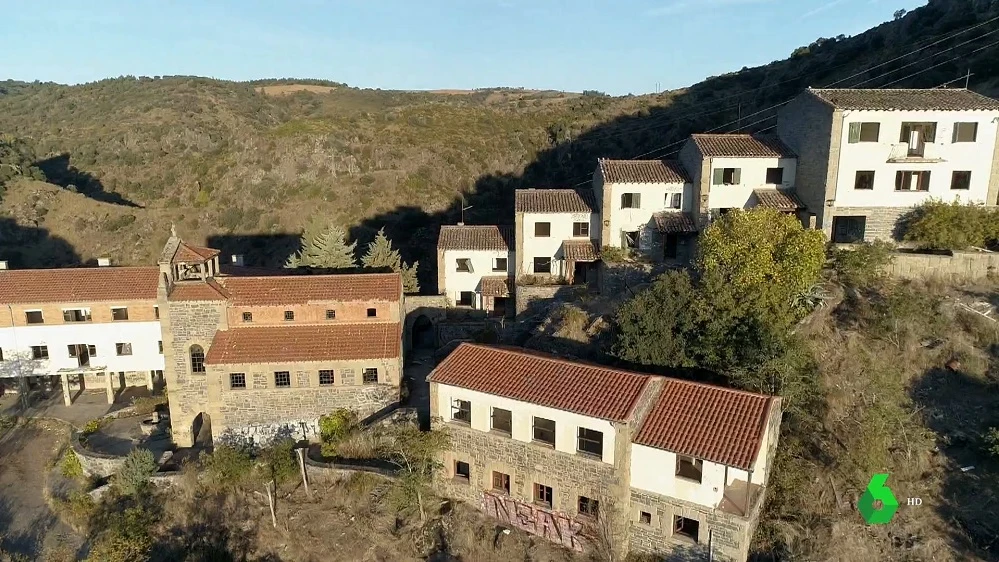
[459,194,472,226]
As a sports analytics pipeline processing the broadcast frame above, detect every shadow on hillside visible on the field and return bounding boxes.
[207,233,302,269]
[35,153,142,208]
[0,218,82,268]
[910,365,999,557]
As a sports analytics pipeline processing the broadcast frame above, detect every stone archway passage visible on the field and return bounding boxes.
[412,314,435,350]
[192,412,213,448]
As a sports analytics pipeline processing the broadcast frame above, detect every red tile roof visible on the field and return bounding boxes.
[0,266,159,304]
[809,88,999,111]
[515,189,597,214]
[168,279,230,301]
[480,276,511,297]
[653,212,698,233]
[172,241,220,264]
[204,323,401,365]
[562,240,600,262]
[691,134,795,158]
[438,225,513,251]
[753,189,805,211]
[634,379,776,471]
[598,159,689,184]
[216,273,401,305]
[429,344,655,421]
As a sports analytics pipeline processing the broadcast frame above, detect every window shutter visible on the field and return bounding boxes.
[712,169,724,185]
[634,193,641,208]
[621,194,628,207]
[952,126,959,144]
[848,122,861,143]
[732,169,742,184]
[925,123,936,143]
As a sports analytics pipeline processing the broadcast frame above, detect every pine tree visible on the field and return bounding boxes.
[285,223,357,269]
[361,228,420,293]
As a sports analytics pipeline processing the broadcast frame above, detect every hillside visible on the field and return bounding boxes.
[1,0,998,283]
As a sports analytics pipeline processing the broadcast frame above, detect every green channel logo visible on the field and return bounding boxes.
[858,473,899,525]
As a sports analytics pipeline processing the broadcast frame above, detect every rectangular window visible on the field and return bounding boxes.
[366,308,377,318]
[533,483,553,508]
[621,193,641,209]
[491,407,512,435]
[229,373,246,389]
[111,307,129,321]
[451,399,471,424]
[0,348,3,361]
[578,496,600,517]
[319,370,335,386]
[572,222,589,237]
[854,170,875,190]
[895,170,931,192]
[362,368,378,384]
[88,344,97,356]
[31,345,48,360]
[325,309,336,320]
[577,427,604,459]
[832,216,867,244]
[456,258,472,272]
[154,306,159,320]
[492,471,511,494]
[668,193,682,209]
[951,171,972,190]
[900,122,937,143]
[284,310,294,321]
[62,309,91,323]
[953,122,978,143]
[242,312,253,322]
[533,257,551,274]
[848,122,881,143]
[534,222,551,237]
[673,516,700,543]
[115,343,132,356]
[712,168,741,185]
[623,231,639,249]
[676,455,704,482]
[274,371,291,388]
[454,461,470,481]
[457,291,475,307]
[533,417,556,446]
[24,310,43,324]
[158,341,163,354]
[765,167,784,184]
[492,257,507,272]
[639,511,652,525]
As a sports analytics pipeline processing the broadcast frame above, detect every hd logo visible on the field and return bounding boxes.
[858,473,899,525]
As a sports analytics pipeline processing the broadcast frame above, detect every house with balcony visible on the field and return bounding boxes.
[436,224,514,316]
[777,88,999,242]
[593,159,696,262]
[678,133,803,228]
[514,189,600,285]
[429,343,782,561]
[0,264,165,405]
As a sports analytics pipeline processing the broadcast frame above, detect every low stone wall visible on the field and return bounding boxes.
[514,284,588,322]
[303,455,399,483]
[88,472,183,501]
[886,250,999,281]
[71,431,125,478]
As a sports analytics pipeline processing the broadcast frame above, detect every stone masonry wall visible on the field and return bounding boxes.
[776,94,839,228]
[827,206,912,241]
[514,284,587,321]
[886,250,999,281]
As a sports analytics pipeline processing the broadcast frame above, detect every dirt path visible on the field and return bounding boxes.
[0,421,79,558]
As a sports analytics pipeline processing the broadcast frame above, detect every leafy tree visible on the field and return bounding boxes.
[112,448,157,497]
[258,437,299,485]
[361,227,420,293]
[318,408,359,457]
[285,222,357,269]
[381,425,449,522]
[201,444,255,489]
[830,240,894,288]
[902,200,999,250]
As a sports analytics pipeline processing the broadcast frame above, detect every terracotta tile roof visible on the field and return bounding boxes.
[598,159,689,184]
[480,276,511,297]
[168,279,230,301]
[653,212,698,234]
[753,189,805,211]
[562,240,600,262]
[515,189,597,214]
[438,225,513,252]
[172,241,221,264]
[217,273,401,305]
[635,379,776,471]
[691,134,795,158]
[429,344,655,422]
[0,266,159,304]
[205,323,401,365]
[809,88,999,111]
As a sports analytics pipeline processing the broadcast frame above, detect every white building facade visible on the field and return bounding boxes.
[436,225,514,314]
[514,189,600,284]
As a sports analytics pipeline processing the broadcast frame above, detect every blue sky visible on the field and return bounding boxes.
[1,0,927,95]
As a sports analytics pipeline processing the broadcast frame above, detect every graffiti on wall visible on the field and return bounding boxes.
[482,491,587,551]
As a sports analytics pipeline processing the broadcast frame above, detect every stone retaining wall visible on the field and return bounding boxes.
[71,431,125,478]
[515,284,587,321]
[88,472,183,501]
[886,250,999,281]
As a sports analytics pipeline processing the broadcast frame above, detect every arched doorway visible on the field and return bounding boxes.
[192,412,213,448]
[412,314,435,350]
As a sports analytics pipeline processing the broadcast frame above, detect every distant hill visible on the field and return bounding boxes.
[0,0,997,286]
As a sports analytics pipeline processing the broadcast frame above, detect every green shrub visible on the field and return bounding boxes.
[102,214,136,232]
[986,427,999,459]
[903,200,999,250]
[259,437,298,485]
[85,507,153,562]
[59,451,84,479]
[0,415,15,433]
[58,490,96,530]
[112,449,157,496]
[130,394,167,416]
[830,240,895,288]
[319,409,359,457]
[600,245,629,263]
[81,418,105,436]
[201,445,254,488]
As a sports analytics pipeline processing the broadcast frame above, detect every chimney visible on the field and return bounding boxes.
[231,254,245,267]
[97,257,111,267]
[457,222,464,227]
[0,261,7,270]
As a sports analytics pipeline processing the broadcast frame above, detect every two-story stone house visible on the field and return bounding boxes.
[514,189,600,285]
[777,88,999,242]
[436,224,514,316]
[678,133,803,228]
[157,231,404,447]
[429,343,781,561]
[592,159,696,262]
[0,264,165,405]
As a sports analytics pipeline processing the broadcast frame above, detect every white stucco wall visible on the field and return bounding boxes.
[604,181,692,249]
[707,157,797,210]
[631,444,739,509]
[833,109,999,208]
[0,321,166,376]
[519,211,598,278]
[441,249,513,308]
[435,384,617,465]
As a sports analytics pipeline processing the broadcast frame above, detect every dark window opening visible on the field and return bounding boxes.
[578,496,600,517]
[623,231,639,249]
[492,471,510,494]
[319,370,335,385]
[154,306,159,320]
[900,122,937,156]
[533,417,556,446]
[533,483,553,508]
[854,171,875,190]
[533,257,551,274]
[668,193,682,209]
[676,455,704,482]
[951,171,972,190]
[577,427,604,459]
[457,291,475,307]
[895,170,931,192]
[454,461,470,481]
[765,167,784,184]
[953,122,978,143]
[621,193,641,209]
[491,408,512,434]
[535,222,551,237]
[572,222,589,237]
[63,309,91,322]
[31,345,49,360]
[326,309,336,320]
[639,511,652,525]
[284,310,295,321]
[848,122,881,143]
[712,168,741,185]
[242,312,253,322]
[190,345,206,373]
[451,399,471,424]
[673,516,700,543]
[832,216,867,244]
[274,371,291,387]
[115,343,132,356]
[493,257,507,272]
[366,308,377,318]
[25,311,43,324]
[230,373,246,389]
[362,368,378,384]
[158,341,163,354]
[456,258,472,272]
[111,307,129,321]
